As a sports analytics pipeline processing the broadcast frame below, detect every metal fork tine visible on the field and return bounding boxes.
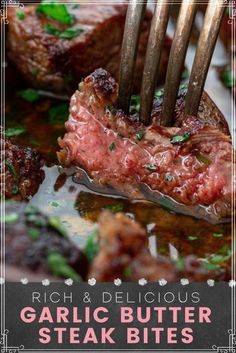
[118,0,147,114]
[140,0,170,126]
[184,0,225,117]
[161,0,197,126]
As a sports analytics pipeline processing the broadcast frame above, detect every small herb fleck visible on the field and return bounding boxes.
[31,69,38,77]
[130,95,140,114]
[106,105,117,116]
[104,204,124,213]
[48,103,69,125]
[145,164,157,172]
[109,142,116,151]
[5,127,26,137]
[136,130,144,141]
[188,235,198,241]
[154,88,164,98]
[28,227,41,241]
[11,185,19,195]
[212,233,224,238]
[5,160,17,177]
[36,1,75,25]
[17,89,40,103]
[84,229,98,263]
[123,266,132,278]
[222,69,235,88]
[47,251,81,280]
[48,216,66,237]
[4,212,19,224]
[196,153,211,165]
[170,133,190,144]
[16,10,25,20]
[164,174,174,182]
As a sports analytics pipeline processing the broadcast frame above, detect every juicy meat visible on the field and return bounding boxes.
[58,69,235,222]
[2,137,45,199]
[4,202,88,281]
[89,211,177,282]
[7,3,170,92]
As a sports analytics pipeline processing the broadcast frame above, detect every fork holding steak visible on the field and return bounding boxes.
[58,68,235,223]
[7,3,170,92]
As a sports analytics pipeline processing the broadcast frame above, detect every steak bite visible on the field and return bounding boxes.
[7,3,170,92]
[89,211,177,282]
[58,69,234,222]
[2,137,45,200]
[4,202,88,281]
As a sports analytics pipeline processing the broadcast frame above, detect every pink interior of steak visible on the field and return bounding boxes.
[58,69,235,220]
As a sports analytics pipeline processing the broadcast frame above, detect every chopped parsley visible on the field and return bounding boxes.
[164,174,174,182]
[196,153,211,165]
[130,95,140,114]
[154,88,164,98]
[31,69,38,77]
[136,130,144,141]
[123,266,132,278]
[36,1,75,25]
[170,133,190,144]
[145,164,157,172]
[84,229,99,263]
[11,185,19,195]
[173,257,185,271]
[48,103,69,124]
[44,24,84,39]
[109,142,116,151]
[4,212,19,224]
[47,251,81,280]
[17,89,40,103]
[4,127,26,137]
[212,233,224,238]
[5,160,16,177]
[104,204,124,213]
[188,235,198,241]
[222,69,235,88]
[28,227,41,241]
[16,10,25,20]
[48,216,66,237]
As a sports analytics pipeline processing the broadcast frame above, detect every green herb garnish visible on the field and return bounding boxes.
[145,164,157,172]
[31,69,38,77]
[16,10,25,20]
[17,89,40,103]
[164,174,174,182]
[196,153,211,165]
[4,212,19,224]
[109,142,116,151]
[11,185,19,195]
[36,1,75,25]
[44,24,83,39]
[104,204,124,213]
[48,103,69,124]
[212,233,224,238]
[188,235,198,241]
[130,95,140,114]
[5,160,16,177]
[24,205,38,216]
[28,227,41,241]
[154,88,164,98]
[123,266,132,278]
[84,229,98,263]
[174,257,185,271]
[48,216,66,237]
[4,127,26,137]
[222,69,235,88]
[47,251,81,280]
[170,133,190,144]
[136,130,144,141]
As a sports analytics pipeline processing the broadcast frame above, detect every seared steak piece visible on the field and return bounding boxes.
[89,211,230,282]
[89,211,177,282]
[2,137,45,199]
[58,69,234,223]
[7,3,170,92]
[4,202,88,281]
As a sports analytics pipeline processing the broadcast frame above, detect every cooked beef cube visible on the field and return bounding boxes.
[4,201,88,280]
[2,137,45,199]
[7,3,171,92]
[58,68,234,223]
[89,211,177,282]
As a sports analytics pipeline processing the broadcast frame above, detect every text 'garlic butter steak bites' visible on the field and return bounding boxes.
[7,2,171,92]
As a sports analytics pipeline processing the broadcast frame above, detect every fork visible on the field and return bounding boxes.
[118,0,225,126]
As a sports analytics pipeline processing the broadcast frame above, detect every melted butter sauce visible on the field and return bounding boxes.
[5,78,231,275]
